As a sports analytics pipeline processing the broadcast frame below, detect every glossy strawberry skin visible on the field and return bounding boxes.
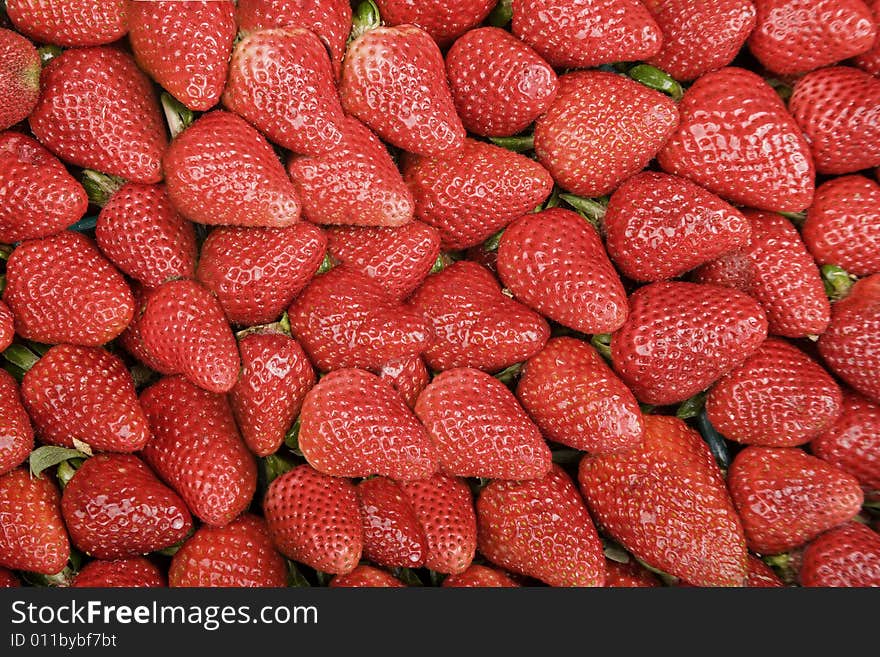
[118,284,176,376]
[6,0,127,47]
[0,301,11,353]
[0,28,39,130]
[534,71,679,198]
[379,355,430,410]
[443,565,519,587]
[376,0,495,47]
[72,557,167,588]
[330,565,405,588]
[357,477,427,568]
[799,522,880,587]
[0,568,19,587]
[745,555,785,588]
[604,560,661,588]
[854,0,880,75]
[0,370,33,477]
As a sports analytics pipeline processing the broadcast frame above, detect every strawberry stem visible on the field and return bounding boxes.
[161,92,195,139]
[560,194,607,229]
[488,0,513,27]
[28,445,88,480]
[494,361,523,387]
[676,392,706,420]
[81,170,125,207]
[37,44,63,66]
[590,333,612,361]
[2,343,39,372]
[489,135,534,152]
[627,64,683,101]
[543,187,561,210]
[349,0,381,43]
[695,409,731,470]
[262,452,298,484]
[821,264,856,301]
[284,418,302,453]
[482,229,505,253]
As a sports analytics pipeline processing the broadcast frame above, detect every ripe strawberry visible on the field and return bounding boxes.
[0,370,33,477]
[379,355,430,410]
[658,67,815,213]
[728,446,864,554]
[140,376,258,526]
[163,111,301,228]
[799,522,880,587]
[748,0,877,75]
[0,301,11,352]
[0,28,39,130]
[330,566,405,588]
[445,27,558,138]
[298,369,437,480]
[195,223,327,326]
[29,47,166,184]
[604,560,661,588]
[229,332,316,457]
[533,71,679,198]
[0,132,89,243]
[580,415,748,586]
[263,464,362,574]
[788,66,880,175]
[357,477,427,568]
[117,284,176,376]
[0,568,18,587]
[611,281,768,406]
[61,454,193,559]
[2,231,134,346]
[516,337,644,455]
[129,0,236,112]
[511,0,662,68]
[477,465,605,587]
[169,514,288,588]
[603,172,751,283]
[803,175,880,277]
[287,116,414,228]
[854,0,880,75]
[72,557,166,588]
[745,555,784,588]
[21,344,151,453]
[339,25,466,158]
[376,0,495,47]
[408,261,550,373]
[6,0,128,47]
[443,565,519,588]
[497,208,628,334]
[95,183,197,289]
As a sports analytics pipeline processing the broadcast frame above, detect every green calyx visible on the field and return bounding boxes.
[235,312,292,340]
[488,0,513,27]
[695,409,731,471]
[559,194,607,230]
[349,0,381,43]
[317,252,336,275]
[626,64,683,101]
[676,392,707,420]
[822,264,856,301]
[37,44,63,66]
[28,445,89,480]
[590,333,612,361]
[161,92,195,140]
[766,78,794,102]
[482,229,505,254]
[81,169,125,207]
[2,343,40,373]
[488,135,534,153]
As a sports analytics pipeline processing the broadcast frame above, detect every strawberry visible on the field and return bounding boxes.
[516,337,644,455]
[195,223,327,326]
[0,27,39,130]
[117,284,176,376]
[658,67,815,213]
[533,70,679,198]
[95,183,197,289]
[610,281,768,406]
[376,0,495,47]
[803,175,880,277]
[0,301,11,352]
[604,560,661,588]
[357,477,427,568]
[644,0,757,81]
[445,27,558,138]
[223,27,346,156]
[799,521,880,587]
[137,279,240,394]
[379,355,430,410]
[748,0,877,75]
[408,261,550,373]
[402,138,553,249]
[21,344,152,453]
[229,332,316,457]
[706,338,842,447]
[477,465,606,587]
[169,514,288,588]
[287,116,414,228]
[339,25,466,158]
[788,66,880,175]
[72,557,166,588]
[29,47,167,184]
[0,370,33,476]
[2,231,134,346]
[728,446,864,554]
[745,555,784,588]
[61,454,193,559]
[496,208,628,334]
[6,0,128,47]
[330,566,405,588]
[0,132,89,243]
[163,111,301,228]
[140,376,258,526]
[580,415,748,586]
[298,368,437,480]
[263,464,362,574]
[129,0,237,112]
[442,565,519,587]
[511,0,662,68]
[0,568,18,588]
[603,172,752,283]
[854,0,880,75]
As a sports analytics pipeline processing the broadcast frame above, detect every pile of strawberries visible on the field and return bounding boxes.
[0,0,879,589]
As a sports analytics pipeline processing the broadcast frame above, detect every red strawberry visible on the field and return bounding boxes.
[263,464,362,574]
[287,116,414,228]
[477,465,606,587]
[854,0,880,75]
[95,183,197,289]
[117,284,176,376]
[140,376,257,526]
[229,332,316,457]
[658,67,815,212]
[0,370,33,477]
[379,355,430,410]
[516,337,644,455]
[330,565,405,588]
[129,0,236,112]
[376,0,495,47]
[357,477,428,568]
[803,175,880,277]
[0,28,39,130]
[2,231,134,346]
[533,70,679,198]
[745,555,784,588]
[408,261,550,373]
[72,557,166,588]
[29,47,167,184]
[728,446,864,554]
[610,281,768,406]
[511,0,662,68]
[604,559,661,588]
[6,0,128,47]
[298,369,437,480]
[339,25,465,158]
[21,344,152,453]
[748,0,877,75]
[788,66,880,175]
[195,224,327,326]
[0,301,11,352]
[61,453,193,559]
[603,172,751,283]
[0,568,18,587]
[497,208,628,334]
[169,513,288,588]
[445,27,558,138]
[443,565,519,587]
[0,132,88,243]
[579,415,748,586]
[799,521,880,587]
[163,111,301,228]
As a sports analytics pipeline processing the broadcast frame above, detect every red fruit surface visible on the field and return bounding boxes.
[330,566,405,588]
[854,0,880,75]
[6,0,127,47]
[604,559,661,588]
[72,557,166,588]
[0,302,11,353]
[0,370,33,477]
[0,568,18,587]
[443,565,519,587]
[799,522,880,587]
[376,0,495,47]
[379,355,430,410]
[0,27,39,130]
[746,555,785,588]
[357,477,427,568]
